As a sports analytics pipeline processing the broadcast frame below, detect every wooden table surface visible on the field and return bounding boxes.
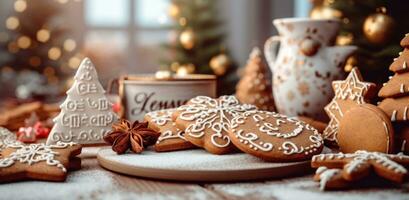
[1,148,408,200]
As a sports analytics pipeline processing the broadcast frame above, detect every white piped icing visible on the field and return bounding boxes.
[312,150,409,178]
[391,110,397,122]
[230,110,323,155]
[0,142,76,172]
[177,96,257,148]
[323,68,374,143]
[318,168,342,191]
[401,140,407,153]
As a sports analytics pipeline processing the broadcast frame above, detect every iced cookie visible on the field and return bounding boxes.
[323,68,376,145]
[145,109,195,152]
[297,116,327,133]
[378,73,409,98]
[338,104,394,153]
[173,95,257,155]
[228,110,324,162]
[312,151,409,183]
[0,142,82,183]
[314,167,351,190]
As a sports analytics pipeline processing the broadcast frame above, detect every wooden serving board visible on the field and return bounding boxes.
[97,148,315,182]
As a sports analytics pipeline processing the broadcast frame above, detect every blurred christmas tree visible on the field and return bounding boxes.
[310,0,409,85]
[160,0,236,94]
[0,0,81,100]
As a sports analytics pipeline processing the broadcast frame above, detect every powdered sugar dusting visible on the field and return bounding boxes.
[209,176,409,200]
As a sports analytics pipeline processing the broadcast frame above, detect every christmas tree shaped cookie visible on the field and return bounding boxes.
[378,34,409,122]
[46,58,118,145]
[236,47,275,111]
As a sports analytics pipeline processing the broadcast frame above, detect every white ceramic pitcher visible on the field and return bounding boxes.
[264,18,357,120]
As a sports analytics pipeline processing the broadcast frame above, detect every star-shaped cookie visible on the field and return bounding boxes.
[0,142,82,183]
[173,96,257,154]
[323,68,376,144]
[312,151,409,185]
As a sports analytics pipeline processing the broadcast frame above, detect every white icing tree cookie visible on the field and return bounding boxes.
[46,58,118,145]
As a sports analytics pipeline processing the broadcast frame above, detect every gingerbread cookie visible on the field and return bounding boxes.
[145,109,195,152]
[379,73,409,98]
[0,142,82,182]
[401,33,409,47]
[228,110,323,161]
[173,96,257,154]
[312,151,409,184]
[338,104,393,153]
[323,68,376,145]
[314,167,351,190]
[297,116,327,133]
[0,127,19,151]
[389,49,409,73]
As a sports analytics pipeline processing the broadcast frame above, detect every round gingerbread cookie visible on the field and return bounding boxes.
[228,110,324,162]
[338,104,394,153]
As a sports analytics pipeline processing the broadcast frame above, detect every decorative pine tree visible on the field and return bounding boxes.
[46,58,117,145]
[235,47,275,111]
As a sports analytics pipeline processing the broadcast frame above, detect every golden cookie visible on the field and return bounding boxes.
[145,109,195,152]
[173,96,257,155]
[338,104,394,153]
[228,110,324,162]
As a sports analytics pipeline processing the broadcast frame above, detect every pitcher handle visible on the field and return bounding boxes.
[107,78,119,94]
[264,36,281,67]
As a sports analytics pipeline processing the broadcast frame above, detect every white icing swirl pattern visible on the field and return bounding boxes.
[146,109,187,144]
[0,142,77,172]
[177,96,257,148]
[230,110,323,155]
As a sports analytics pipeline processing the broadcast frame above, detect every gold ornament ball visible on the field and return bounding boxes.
[344,56,357,72]
[310,6,342,19]
[168,3,180,19]
[210,54,230,76]
[363,13,395,45]
[179,29,195,50]
[336,33,354,46]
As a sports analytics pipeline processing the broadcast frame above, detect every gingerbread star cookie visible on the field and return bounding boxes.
[323,67,376,144]
[312,151,409,185]
[145,109,195,152]
[173,96,257,154]
[0,142,82,183]
[229,110,323,162]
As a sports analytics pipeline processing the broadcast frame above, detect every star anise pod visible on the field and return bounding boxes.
[104,119,159,154]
